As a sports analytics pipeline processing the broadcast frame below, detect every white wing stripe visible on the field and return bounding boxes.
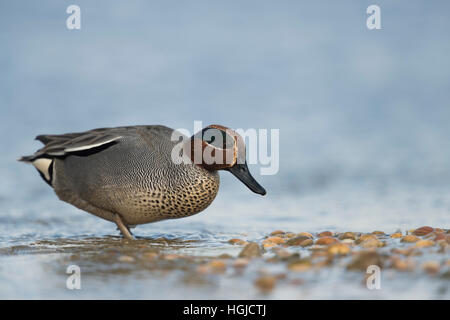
[64,137,122,152]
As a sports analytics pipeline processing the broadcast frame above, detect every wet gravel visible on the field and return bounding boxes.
[0,226,448,299]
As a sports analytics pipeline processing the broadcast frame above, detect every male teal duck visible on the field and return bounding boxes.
[20,124,266,239]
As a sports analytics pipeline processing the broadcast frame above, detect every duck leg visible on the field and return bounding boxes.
[113,213,134,240]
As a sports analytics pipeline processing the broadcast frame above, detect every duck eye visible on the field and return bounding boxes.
[202,128,234,149]
[205,136,215,144]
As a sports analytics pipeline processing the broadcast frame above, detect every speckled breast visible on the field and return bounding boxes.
[113,167,220,225]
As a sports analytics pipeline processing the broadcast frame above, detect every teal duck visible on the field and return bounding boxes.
[20,124,266,239]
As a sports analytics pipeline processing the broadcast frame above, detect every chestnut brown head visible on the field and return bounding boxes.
[185,125,266,195]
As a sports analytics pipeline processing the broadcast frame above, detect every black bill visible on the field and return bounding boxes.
[226,163,267,196]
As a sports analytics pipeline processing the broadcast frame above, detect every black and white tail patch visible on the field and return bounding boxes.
[32,158,54,186]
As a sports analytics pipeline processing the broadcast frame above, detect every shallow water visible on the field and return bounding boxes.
[1,1,450,299]
[0,183,448,299]
[0,231,448,299]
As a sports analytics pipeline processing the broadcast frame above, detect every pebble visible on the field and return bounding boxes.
[347,251,385,271]
[286,236,311,246]
[272,248,291,258]
[415,240,435,248]
[308,245,327,251]
[327,243,351,255]
[287,259,312,272]
[422,261,440,275]
[434,233,448,242]
[233,258,250,268]
[270,230,285,236]
[390,233,403,239]
[401,235,420,243]
[300,239,314,247]
[372,231,385,235]
[263,242,277,249]
[341,239,355,245]
[264,236,285,244]
[254,275,276,292]
[284,232,297,238]
[238,242,262,258]
[391,257,415,271]
[338,232,356,240]
[359,238,384,248]
[318,231,333,237]
[297,232,314,239]
[228,238,247,245]
[208,259,226,270]
[196,265,210,274]
[412,226,434,236]
[197,259,227,274]
[315,237,339,245]
[356,234,378,243]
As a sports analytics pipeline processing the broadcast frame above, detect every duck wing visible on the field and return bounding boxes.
[19,128,123,185]
[20,128,123,162]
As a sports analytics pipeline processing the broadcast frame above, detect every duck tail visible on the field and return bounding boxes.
[18,155,35,163]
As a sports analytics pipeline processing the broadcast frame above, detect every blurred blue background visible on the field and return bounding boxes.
[1,1,449,238]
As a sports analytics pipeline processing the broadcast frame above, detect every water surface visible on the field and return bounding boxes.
[0,1,449,299]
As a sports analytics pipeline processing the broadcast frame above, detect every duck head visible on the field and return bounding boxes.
[185,124,266,196]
